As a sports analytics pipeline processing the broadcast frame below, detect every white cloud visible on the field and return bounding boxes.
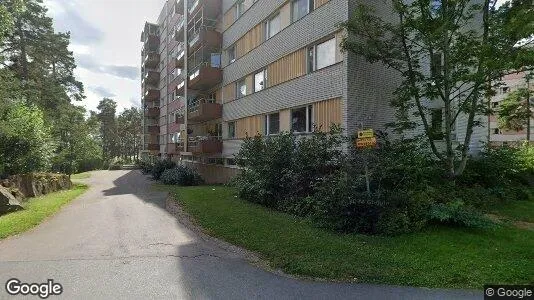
[45,0,166,114]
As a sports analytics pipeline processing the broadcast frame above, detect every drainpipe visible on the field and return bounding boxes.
[183,0,189,153]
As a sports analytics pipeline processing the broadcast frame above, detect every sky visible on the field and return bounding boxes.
[44,0,167,113]
[43,0,509,114]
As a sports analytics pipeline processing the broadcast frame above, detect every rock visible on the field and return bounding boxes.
[1,173,73,199]
[0,186,23,215]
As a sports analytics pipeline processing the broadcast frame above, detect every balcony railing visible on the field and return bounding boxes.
[143,87,160,101]
[187,136,222,154]
[146,125,160,135]
[143,70,160,85]
[145,107,160,118]
[143,51,159,69]
[188,98,222,122]
[172,19,185,42]
[146,144,160,151]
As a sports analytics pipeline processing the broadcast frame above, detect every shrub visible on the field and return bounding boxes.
[151,159,176,180]
[108,163,122,170]
[138,160,154,174]
[234,126,345,210]
[429,200,495,229]
[160,165,204,186]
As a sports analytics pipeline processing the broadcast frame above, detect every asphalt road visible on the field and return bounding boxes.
[0,170,481,299]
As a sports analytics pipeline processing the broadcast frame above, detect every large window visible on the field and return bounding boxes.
[265,13,281,39]
[291,105,313,133]
[430,109,443,140]
[228,122,236,138]
[236,79,247,98]
[308,37,336,72]
[292,0,314,22]
[264,113,280,135]
[254,69,267,92]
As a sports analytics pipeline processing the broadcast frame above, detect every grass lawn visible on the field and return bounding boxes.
[71,172,92,180]
[0,184,88,239]
[490,198,534,223]
[163,185,534,289]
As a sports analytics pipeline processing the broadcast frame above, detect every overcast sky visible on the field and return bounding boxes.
[44,0,509,114]
[44,0,167,113]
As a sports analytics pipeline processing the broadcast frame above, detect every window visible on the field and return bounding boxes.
[431,52,442,77]
[236,0,245,19]
[264,113,280,135]
[254,69,267,92]
[308,38,336,72]
[228,122,236,138]
[226,158,237,166]
[228,45,236,63]
[236,79,247,98]
[291,105,313,133]
[265,13,281,39]
[492,102,499,108]
[292,0,314,22]
[502,86,510,93]
[211,53,221,68]
[494,128,501,135]
[430,109,443,140]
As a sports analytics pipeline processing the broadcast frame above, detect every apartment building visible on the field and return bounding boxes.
[489,71,534,145]
[140,0,404,183]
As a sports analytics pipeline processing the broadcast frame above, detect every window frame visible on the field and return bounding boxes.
[291,0,314,23]
[265,12,281,40]
[254,69,267,92]
[228,121,236,139]
[235,0,245,20]
[228,45,236,63]
[236,78,247,99]
[264,112,280,136]
[291,105,313,133]
[307,37,337,73]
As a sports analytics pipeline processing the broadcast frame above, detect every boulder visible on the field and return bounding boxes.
[0,186,23,215]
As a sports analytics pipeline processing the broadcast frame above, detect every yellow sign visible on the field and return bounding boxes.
[356,137,377,149]
[357,129,374,139]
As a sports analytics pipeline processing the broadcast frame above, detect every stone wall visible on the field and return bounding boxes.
[1,173,72,200]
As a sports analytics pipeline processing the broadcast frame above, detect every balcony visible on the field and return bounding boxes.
[143,51,159,69]
[167,143,181,155]
[188,27,221,53]
[144,35,159,52]
[188,98,222,123]
[188,137,222,154]
[143,70,160,86]
[173,19,185,42]
[175,50,185,68]
[189,63,222,91]
[145,107,160,118]
[188,0,221,19]
[174,0,184,15]
[147,125,159,135]
[144,88,160,102]
[147,144,159,151]
[175,80,185,95]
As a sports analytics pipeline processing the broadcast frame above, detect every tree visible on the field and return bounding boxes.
[0,101,53,176]
[498,77,532,139]
[117,107,142,162]
[341,0,534,178]
[96,98,119,162]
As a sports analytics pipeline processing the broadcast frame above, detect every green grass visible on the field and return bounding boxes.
[163,185,534,289]
[490,198,534,223]
[0,184,88,239]
[71,172,92,180]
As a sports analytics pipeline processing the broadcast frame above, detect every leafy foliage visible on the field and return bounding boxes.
[498,87,532,132]
[341,0,533,178]
[151,160,176,180]
[160,166,204,186]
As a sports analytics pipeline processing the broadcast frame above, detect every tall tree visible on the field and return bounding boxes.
[498,73,533,140]
[97,98,119,162]
[341,0,534,178]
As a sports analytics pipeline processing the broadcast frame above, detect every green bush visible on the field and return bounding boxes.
[160,165,204,186]
[429,200,495,229]
[138,160,154,174]
[234,126,345,210]
[151,159,176,180]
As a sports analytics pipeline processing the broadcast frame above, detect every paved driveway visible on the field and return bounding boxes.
[0,170,480,299]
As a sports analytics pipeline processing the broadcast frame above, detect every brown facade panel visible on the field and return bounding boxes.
[313,98,342,131]
[267,48,306,87]
[236,115,263,139]
[223,9,235,30]
[223,83,236,103]
[314,0,330,9]
[235,23,263,58]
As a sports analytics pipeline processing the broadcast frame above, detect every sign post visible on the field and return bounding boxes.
[355,129,377,196]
